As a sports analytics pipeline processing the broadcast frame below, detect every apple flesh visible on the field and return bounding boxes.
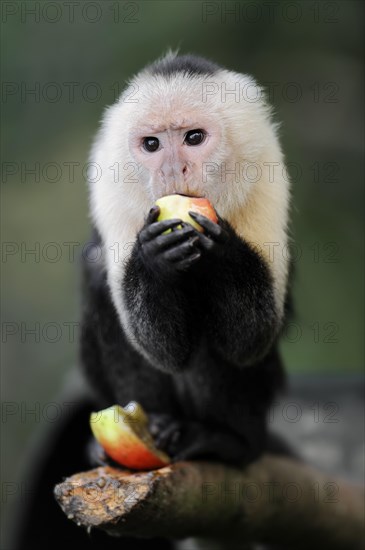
[90,402,170,470]
[155,194,218,232]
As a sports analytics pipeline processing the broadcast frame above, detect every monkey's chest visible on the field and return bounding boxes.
[172,346,249,426]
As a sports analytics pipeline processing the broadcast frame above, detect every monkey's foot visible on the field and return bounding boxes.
[149,415,249,465]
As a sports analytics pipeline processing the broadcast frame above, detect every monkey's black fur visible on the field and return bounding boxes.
[81,208,285,465]
[148,53,222,77]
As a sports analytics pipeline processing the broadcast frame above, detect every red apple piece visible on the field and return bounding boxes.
[155,194,218,232]
[90,402,170,470]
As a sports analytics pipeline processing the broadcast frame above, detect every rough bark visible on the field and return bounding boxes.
[54,455,364,549]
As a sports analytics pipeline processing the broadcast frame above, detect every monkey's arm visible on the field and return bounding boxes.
[190,212,279,367]
[122,207,201,372]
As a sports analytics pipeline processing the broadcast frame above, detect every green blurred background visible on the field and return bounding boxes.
[1,0,364,536]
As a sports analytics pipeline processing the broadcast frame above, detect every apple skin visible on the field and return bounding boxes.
[155,194,218,232]
[90,402,170,470]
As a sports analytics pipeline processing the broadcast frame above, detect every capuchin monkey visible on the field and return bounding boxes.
[11,53,291,549]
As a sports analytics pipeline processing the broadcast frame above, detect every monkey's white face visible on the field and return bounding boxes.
[129,116,222,201]
[90,69,273,226]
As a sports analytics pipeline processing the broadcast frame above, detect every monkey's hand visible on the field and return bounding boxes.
[188,211,229,262]
[138,206,201,279]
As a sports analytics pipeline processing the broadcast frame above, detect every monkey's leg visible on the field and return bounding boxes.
[149,415,260,466]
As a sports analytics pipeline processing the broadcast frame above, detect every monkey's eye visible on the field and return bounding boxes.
[184,129,206,146]
[143,137,160,152]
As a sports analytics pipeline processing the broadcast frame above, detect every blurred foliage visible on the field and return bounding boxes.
[1,0,364,530]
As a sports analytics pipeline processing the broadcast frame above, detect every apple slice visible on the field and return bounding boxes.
[155,194,218,233]
[90,402,170,470]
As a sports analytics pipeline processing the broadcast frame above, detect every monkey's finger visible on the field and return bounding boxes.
[163,237,199,262]
[145,205,160,225]
[195,232,215,252]
[155,223,197,249]
[141,234,197,260]
[139,219,183,243]
[189,211,228,243]
[176,251,201,271]
[153,422,182,454]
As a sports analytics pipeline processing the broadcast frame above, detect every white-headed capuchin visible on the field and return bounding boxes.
[12,53,291,550]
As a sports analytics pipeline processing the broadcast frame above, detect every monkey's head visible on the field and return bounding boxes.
[89,53,290,325]
[89,52,284,231]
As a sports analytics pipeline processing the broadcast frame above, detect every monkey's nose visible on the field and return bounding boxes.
[177,162,189,179]
[161,161,189,183]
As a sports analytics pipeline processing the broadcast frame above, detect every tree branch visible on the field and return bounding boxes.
[54,455,364,549]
